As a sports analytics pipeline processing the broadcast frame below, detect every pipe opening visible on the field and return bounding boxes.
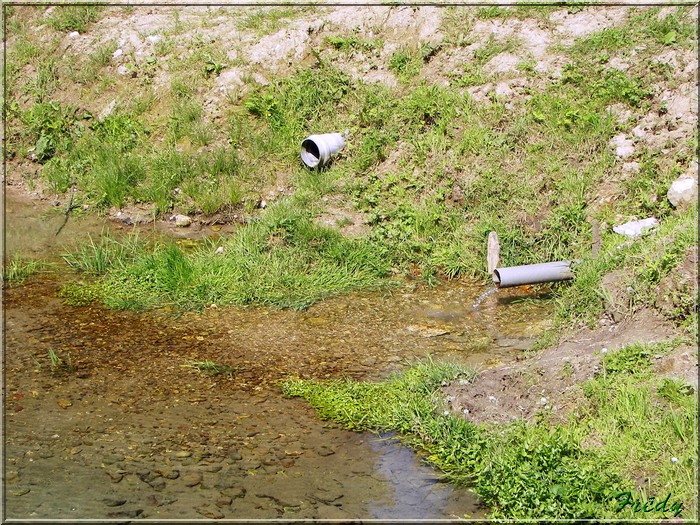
[301,139,320,168]
[492,269,502,287]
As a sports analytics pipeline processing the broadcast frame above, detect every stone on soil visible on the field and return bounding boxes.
[610,134,635,158]
[174,214,192,227]
[667,175,697,208]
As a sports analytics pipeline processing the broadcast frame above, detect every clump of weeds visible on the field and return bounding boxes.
[45,5,103,32]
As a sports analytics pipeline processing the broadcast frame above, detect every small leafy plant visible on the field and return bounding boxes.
[388,47,422,81]
[203,54,226,77]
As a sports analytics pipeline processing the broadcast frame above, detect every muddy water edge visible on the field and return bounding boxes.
[3,191,554,520]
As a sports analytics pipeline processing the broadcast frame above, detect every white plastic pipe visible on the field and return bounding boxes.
[300,133,345,168]
[493,261,574,288]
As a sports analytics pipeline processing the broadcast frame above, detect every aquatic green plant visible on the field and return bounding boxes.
[184,360,236,377]
[57,281,100,306]
[47,349,75,374]
[2,254,47,285]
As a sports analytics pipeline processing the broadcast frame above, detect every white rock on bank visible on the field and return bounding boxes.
[610,134,635,158]
[98,100,117,122]
[667,175,697,208]
[622,162,640,173]
[613,217,658,238]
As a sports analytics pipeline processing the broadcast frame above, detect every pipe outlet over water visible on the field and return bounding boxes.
[493,261,574,288]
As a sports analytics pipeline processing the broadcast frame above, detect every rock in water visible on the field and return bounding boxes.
[57,398,73,409]
[182,470,203,487]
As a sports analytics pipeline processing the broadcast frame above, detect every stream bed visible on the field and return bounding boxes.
[3,191,554,520]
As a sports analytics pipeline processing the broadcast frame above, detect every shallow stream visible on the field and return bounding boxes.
[4,191,553,520]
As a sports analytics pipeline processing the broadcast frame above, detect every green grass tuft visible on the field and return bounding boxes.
[3,254,48,285]
[46,349,76,375]
[45,5,104,32]
[235,6,302,35]
[65,201,393,311]
[549,205,697,333]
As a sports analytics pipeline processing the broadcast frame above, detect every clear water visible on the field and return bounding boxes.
[472,285,499,310]
[4,191,554,520]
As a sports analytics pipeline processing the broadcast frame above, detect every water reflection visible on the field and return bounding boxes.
[367,434,482,519]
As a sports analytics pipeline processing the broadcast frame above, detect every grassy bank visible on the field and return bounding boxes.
[540,205,697,344]
[5,5,696,319]
[282,348,696,520]
[58,203,391,310]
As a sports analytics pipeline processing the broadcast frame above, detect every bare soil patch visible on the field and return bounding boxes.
[444,308,695,426]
